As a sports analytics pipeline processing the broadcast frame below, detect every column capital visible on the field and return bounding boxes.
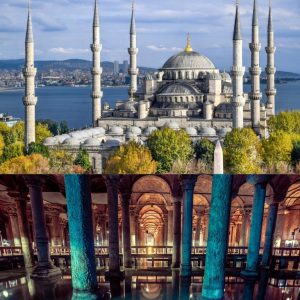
[24,175,44,188]
[180,175,197,190]
[246,175,272,187]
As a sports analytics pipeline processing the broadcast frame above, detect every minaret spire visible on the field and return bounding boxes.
[23,0,37,150]
[265,0,276,115]
[128,1,139,98]
[231,0,245,129]
[91,0,103,126]
[249,0,262,134]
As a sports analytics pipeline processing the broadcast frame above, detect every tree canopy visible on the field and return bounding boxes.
[268,111,300,135]
[74,149,92,171]
[223,128,262,174]
[104,141,157,174]
[147,128,193,173]
[194,138,215,165]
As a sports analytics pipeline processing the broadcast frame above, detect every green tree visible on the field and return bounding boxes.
[262,131,298,169]
[36,123,52,143]
[268,111,300,135]
[291,140,300,167]
[0,122,10,137]
[27,142,50,157]
[3,141,25,161]
[74,149,92,171]
[0,134,5,158]
[224,128,262,173]
[194,138,215,165]
[147,128,193,173]
[104,141,157,174]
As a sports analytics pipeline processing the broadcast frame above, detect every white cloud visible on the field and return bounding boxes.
[49,47,89,54]
[147,45,182,52]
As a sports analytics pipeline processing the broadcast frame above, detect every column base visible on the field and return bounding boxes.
[240,269,259,279]
[180,264,191,277]
[201,290,224,300]
[31,265,62,280]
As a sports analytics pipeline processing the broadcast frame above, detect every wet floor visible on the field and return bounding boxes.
[0,275,299,300]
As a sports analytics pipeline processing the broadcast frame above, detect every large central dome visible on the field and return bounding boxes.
[162,34,215,70]
[162,51,215,70]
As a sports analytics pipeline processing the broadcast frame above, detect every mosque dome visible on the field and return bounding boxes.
[91,127,106,136]
[55,134,70,143]
[62,137,80,146]
[120,101,138,112]
[108,126,124,135]
[218,128,232,137]
[144,127,158,136]
[103,139,121,148]
[43,137,57,146]
[185,127,198,136]
[215,102,233,113]
[82,138,101,147]
[221,72,232,82]
[127,126,142,135]
[199,127,216,136]
[163,121,180,131]
[125,132,138,141]
[160,83,198,95]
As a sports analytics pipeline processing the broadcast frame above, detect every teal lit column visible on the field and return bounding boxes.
[261,202,278,267]
[121,191,132,268]
[241,175,269,278]
[26,176,61,279]
[201,174,233,300]
[105,175,122,277]
[172,196,182,268]
[180,175,197,277]
[64,175,97,292]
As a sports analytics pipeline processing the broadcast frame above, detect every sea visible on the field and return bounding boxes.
[0,81,299,129]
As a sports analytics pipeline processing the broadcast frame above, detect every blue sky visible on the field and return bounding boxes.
[0,0,299,73]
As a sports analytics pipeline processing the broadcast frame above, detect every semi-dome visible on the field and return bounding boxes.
[103,139,121,148]
[199,127,216,136]
[162,51,215,70]
[215,103,233,113]
[221,72,231,82]
[144,127,157,136]
[82,138,101,147]
[159,83,198,95]
[43,137,57,146]
[120,101,138,112]
[185,127,198,136]
[108,126,124,135]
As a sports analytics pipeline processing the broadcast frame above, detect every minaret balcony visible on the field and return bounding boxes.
[265,89,277,96]
[265,66,276,75]
[265,46,276,53]
[249,92,262,101]
[22,95,37,106]
[91,91,103,98]
[231,66,245,77]
[91,67,102,75]
[128,48,139,55]
[129,68,139,76]
[249,43,261,52]
[22,67,37,77]
[90,44,101,52]
[249,66,262,76]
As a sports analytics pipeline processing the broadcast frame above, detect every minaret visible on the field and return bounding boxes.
[91,0,103,126]
[128,2,139,98]
[231,1,245,129]
[249,0,262,134]
[265,1,276,115]
[23,0,37,150]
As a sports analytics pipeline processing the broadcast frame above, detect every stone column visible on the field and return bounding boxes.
[180,175,197,277]
[163,214,168,246]
[172,196,182,268]
[26,177,61,279]
[261,202,279,267]
[14,192,34,270]
[194,216,201,247]
[241,209,251,246]
[129,208,136,246]
[9,211,21,247]
[64,175,97,291]
[201,175,233,300]
[105,175,122,277]
[120,192,132,268]
[241,175,269,278]
[167,209,173,246]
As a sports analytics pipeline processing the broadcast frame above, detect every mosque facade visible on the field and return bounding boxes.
[22,1,277,171]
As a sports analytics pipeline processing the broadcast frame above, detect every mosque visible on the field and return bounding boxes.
[0,174,299,299]
[20,0,277,172]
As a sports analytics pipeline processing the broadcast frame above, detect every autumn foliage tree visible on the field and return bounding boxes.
[224,128,262,174]
[104,141,157,174]
[147,128,194,173]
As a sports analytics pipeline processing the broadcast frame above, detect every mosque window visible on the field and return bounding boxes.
[180,97,183,102]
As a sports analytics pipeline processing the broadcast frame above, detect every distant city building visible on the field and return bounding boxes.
[113,61,120,75]
[0,113,21,127]
[17,0,276,172]
[122,60,129,74]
